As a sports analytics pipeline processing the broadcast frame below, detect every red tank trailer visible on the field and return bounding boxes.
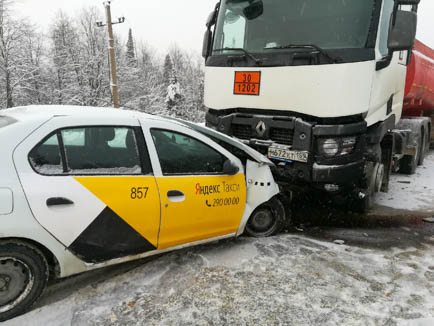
[403,39,434,116]
[403,39,434,144]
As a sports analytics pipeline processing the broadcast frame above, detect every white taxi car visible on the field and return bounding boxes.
[0,106,287,321]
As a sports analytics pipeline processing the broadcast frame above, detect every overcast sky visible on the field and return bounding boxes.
[13,0,434,54]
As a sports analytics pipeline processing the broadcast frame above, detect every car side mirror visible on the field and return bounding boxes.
[202,29,213,59]
[223,160,239,176]
[388,10,417,52]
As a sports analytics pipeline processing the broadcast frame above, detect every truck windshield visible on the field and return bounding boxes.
[212,0,377,55]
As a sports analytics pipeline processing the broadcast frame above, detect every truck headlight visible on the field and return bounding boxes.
[319,139,339,157]
[317,137,357,157]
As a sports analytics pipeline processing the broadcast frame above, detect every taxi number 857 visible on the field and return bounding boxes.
[131,187,149,199]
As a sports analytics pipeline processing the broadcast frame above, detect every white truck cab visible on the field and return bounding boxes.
[202,0,423,211]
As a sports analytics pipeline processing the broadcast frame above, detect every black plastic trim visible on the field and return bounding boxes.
[366,115,396,144]
[207,108,364,125]
[206,48,376,68]
[312,160,365,185]
[376,55,393,70]
[313,122,367,137]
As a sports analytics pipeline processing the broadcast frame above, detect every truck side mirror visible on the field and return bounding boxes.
[202,30,213,59]
[206,10,217,29]
[203,7,218,59]
[388,10,417,52]
[243,1,264,20]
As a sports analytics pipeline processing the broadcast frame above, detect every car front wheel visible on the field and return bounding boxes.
[245,196,286,237]
[0,242,49,322]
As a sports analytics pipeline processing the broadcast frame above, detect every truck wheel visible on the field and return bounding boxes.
[0,242,49,322]
[245,197,286,237]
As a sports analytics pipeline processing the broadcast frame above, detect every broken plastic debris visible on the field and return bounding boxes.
[333,240,345,245]
[423,217,434,223]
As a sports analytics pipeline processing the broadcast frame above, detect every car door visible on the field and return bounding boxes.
[142,119,247,250]
[14,116,161,263]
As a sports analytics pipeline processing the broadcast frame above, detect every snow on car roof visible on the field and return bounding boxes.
[0,105,184,126]
[2,105,146,119]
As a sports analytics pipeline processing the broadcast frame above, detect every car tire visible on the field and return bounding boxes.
[0,242,49,322]
[245,196,286,237]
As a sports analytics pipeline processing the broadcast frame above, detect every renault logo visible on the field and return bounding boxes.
[256,121,266,137]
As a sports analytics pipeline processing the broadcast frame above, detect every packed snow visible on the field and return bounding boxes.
[376,152,434,213]
[5,235,434,326]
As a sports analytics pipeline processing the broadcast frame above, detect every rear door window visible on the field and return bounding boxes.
[63,127,142,174]
[29,126,152,176]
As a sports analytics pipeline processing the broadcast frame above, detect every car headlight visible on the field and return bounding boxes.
[317,137,357,157]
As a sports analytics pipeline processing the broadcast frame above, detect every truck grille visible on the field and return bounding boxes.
[232,124,252,140]
[232,124,294,145]
[270,128,294,146]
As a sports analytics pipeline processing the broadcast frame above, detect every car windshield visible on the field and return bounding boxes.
[212,0,377,55]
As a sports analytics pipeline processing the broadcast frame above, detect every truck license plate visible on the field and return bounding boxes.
[268,146,309,163]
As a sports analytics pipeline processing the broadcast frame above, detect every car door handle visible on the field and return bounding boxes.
[167,190,184,197]
[46,197,74,207]
[167,190,185,203]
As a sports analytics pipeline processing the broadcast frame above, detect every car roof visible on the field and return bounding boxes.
[1,105,189,127]
[2,105,151,120]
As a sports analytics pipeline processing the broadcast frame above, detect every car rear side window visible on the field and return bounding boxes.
[29,126,152,176]
[29,134,64,175]
[63,127,143,174]
[151,129,227,175]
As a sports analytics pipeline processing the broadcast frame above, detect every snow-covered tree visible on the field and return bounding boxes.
[0,3,206,123]
[0,0,42,108]
[125,28,136,66]
[163,54,174,86]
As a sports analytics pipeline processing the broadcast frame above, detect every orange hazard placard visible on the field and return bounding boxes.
[234,71,261,96]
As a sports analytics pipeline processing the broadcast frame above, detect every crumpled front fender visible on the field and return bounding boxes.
[237,160,281,236]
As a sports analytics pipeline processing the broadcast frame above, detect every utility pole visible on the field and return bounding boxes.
[97,1,125,108]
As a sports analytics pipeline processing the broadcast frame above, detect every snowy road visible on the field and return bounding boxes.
[4,154,434,326]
